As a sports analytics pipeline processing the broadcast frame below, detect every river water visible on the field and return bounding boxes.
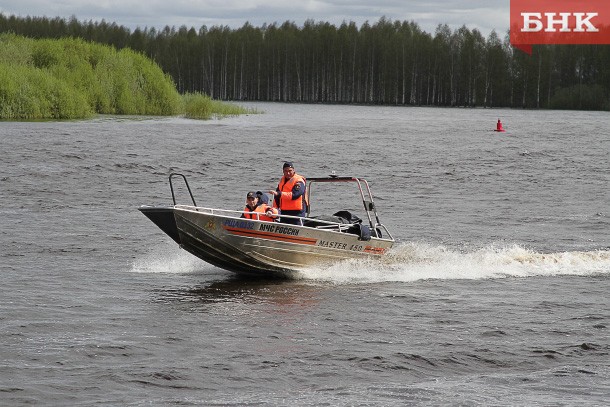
[1,103,609,405]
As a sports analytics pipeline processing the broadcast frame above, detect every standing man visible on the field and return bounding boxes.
[269,162,307,225]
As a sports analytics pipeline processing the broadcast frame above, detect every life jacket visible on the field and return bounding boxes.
[276,174,306,212]
[243,204,278,222]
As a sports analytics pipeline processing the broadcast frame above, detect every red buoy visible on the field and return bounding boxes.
[495,119,505,132]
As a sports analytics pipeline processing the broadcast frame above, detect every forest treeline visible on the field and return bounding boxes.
[2,13,610,110]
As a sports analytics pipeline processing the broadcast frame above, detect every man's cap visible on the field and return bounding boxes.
[256,191,269,204]
[246,191,256,198]
[283,162,294,169]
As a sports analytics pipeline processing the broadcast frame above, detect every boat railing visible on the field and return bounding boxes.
[175,204,317,227]
[306,176,393,240]
[167,172,393,240]
[174,204,392,239]
[375,224,393,240]
[169,173,197,206]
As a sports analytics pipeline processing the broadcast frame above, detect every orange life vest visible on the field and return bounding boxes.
[243,204,278,222]
[276,174,306,211]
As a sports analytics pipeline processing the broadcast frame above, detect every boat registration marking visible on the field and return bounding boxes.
[222,219,255,230]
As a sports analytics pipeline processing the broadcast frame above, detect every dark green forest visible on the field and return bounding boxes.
[2,13,610,110]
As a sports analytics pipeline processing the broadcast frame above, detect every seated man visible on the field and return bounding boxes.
[241,191,278,222]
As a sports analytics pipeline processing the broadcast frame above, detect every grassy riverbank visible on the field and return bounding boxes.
[183,92,258,120]
[0,34,254,120]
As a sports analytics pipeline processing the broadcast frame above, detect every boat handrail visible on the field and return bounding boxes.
[174,204,392,239]
[166,173,393,240]
[375,224,394,240]
[169,173,197,206]
[175,204,322,227]
[307,176,385,238]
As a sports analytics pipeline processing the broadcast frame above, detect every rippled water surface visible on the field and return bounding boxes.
[1,104,609,405]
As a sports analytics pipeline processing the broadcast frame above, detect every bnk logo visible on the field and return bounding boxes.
[510,0,610,54]
[521,12,598,32]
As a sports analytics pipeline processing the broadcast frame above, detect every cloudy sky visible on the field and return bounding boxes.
[0,0,510,36]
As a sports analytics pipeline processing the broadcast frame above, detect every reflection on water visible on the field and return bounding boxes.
[155,277,323,309]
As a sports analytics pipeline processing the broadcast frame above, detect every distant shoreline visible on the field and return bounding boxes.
[2,14,608,112]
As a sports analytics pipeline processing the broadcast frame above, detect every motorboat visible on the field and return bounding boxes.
[139,173,395,277]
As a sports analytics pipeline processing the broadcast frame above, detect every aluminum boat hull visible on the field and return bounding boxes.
[140,205,394,277]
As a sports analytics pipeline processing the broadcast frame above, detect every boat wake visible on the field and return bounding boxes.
[130,242,204,274]
[130,241,610,283]
[297,242,610,283]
